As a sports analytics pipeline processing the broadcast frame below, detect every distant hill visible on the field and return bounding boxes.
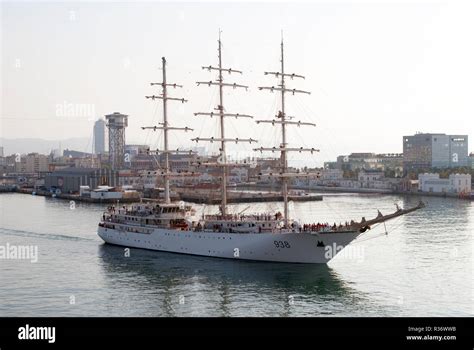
[0,137,92,156]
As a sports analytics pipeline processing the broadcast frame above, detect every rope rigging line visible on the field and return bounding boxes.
[321,200,348,224]
[350,215,405,245]
[292,94,345,164]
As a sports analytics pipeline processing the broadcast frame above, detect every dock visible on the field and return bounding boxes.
[177,189,323,204]
[5,187,323,205]
[12,188,138,203]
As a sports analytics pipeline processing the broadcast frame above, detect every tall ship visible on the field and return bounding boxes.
[97,34,423,264]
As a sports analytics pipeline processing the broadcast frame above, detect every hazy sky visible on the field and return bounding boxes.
[2,0,473,166]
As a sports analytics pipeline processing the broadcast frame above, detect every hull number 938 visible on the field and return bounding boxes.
[274,240,291,248]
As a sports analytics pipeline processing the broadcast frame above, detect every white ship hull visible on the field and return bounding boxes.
[97,225,361,264]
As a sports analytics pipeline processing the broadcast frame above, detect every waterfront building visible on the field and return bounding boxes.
[74,157,101,169]
[449,173,471,193]
[129,153,156,171]
[342,153,377,170]
[118,169,145,189]
[403,133,469,171]
[15,153,49,173]
[248,158,283,182]
[321,168,344,181]
[128,151,199,172]
[228,167,249,184]
[293,168,400,190]
[358,169,384,184]
[376,153,404,176]
[140,170,160,189]
[357,169,399,189]
[123,144,149,169]
[0,172,39,187]
[47,159,76,171]
[44,167,119,193]
[293,168,340,187]
[160,152,198,173]
[399,178,419,192]
[125,144,148,157]
[418,173,471,193]
[328,152,403,174]
[0,155,6,167]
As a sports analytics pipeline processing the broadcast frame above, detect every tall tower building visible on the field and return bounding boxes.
[105,112,128,170]
[93,119,106,154]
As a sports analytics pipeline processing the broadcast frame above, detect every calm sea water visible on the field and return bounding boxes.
[0,192,472,317]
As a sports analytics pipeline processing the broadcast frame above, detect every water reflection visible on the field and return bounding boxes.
[98,244,367,316]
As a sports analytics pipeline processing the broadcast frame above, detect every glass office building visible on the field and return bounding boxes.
[403,133,468,171]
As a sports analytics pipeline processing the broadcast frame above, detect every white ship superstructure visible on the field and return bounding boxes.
[97,34,424,264]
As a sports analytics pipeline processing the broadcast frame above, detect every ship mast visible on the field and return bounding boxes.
[217,33,228,216]
[192,31,257,216]
[280,38,289,228]
[255,36,319,228]
[143,57,193,203]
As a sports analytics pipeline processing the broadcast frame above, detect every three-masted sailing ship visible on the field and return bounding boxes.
[97,34,424,264]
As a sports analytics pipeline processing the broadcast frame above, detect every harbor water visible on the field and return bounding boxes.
[0,192,472,316]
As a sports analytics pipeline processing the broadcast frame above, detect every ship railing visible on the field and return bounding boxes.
[106,207,159,217]
[204,213,278,222]
[301,223,355,233]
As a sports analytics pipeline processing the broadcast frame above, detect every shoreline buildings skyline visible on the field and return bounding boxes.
[0,111,472,198]
[0,130,472,166]
[0,132,474,176]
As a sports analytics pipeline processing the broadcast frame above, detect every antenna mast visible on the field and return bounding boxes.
[255,36,319,228]
[143,57,193,203]
[193,31,257,216]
